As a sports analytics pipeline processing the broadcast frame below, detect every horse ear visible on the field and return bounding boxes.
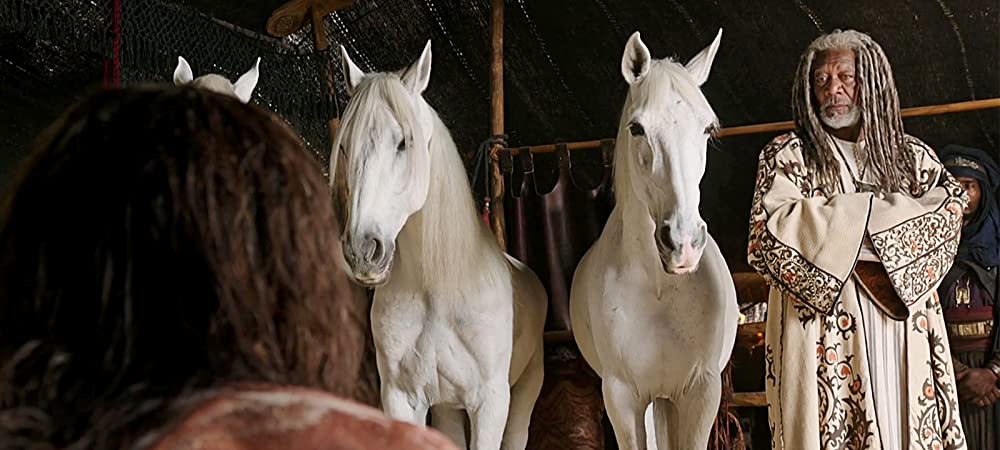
[685,28,722,86]
[173,56,193,85]
[233,57,261,104]
[621,31,651,85]
[340,45,365,96]
[401,40,432,95]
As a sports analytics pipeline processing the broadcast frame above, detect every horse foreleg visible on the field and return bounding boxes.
[668,375,721,450]
[501,348,544,450]
[603,377,649,450]
[431,405,468,448]
[469,380,510,450]
[650,398,673,450]
[381,383,426,425]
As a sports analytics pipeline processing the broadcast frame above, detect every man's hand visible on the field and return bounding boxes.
[954,364,970,381]
[972,386,1000,408]
[957,368,999,403]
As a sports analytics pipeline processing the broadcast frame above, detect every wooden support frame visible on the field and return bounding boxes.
[503,97,1000,155]
[488,0,507,249]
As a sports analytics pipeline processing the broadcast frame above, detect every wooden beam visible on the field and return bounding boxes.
[266,0,354,39]
[732,391,767,408]
[503,97,1000,155]
[488,0,507,250]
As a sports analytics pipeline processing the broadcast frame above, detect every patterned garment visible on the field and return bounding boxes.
[134,385,459,450]
[748,132,968,450]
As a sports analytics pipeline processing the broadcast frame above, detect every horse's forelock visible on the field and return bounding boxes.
[337,75,423,163]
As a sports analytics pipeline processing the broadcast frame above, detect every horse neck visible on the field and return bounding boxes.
[397,105,505,290]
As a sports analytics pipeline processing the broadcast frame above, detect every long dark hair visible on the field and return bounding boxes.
[0,86,374,449]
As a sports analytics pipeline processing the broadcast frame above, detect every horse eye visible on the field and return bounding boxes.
[396,139,406,151]
[704,124,719,136]
[628,122,645,137]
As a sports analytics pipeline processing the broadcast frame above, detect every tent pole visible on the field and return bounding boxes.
[488,0,507,249]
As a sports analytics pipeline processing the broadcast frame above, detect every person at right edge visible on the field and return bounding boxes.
[937,144,1000,450]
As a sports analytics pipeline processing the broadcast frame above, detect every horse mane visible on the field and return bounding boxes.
[414,110,508,291]
[611,58,717,213]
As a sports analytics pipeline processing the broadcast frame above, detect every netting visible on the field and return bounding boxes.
[118,0,340,166]
[1,0,343,170]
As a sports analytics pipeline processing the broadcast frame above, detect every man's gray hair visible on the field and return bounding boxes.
[791,29,914,195]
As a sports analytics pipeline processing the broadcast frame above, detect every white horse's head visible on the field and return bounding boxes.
[332,41,435,286]
[173,56,261,104]
[616,30,722,274]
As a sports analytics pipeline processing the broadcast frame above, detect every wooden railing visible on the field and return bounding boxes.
[502,98,1000,155]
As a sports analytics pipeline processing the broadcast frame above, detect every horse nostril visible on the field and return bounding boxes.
[657,224,675,251]
[364,236,384,263]
[693,223,707,248]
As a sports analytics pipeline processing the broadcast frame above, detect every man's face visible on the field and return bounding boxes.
[956,176,981,216]
[812,48,860,130]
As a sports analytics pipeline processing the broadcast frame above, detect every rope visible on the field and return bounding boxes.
[471,133,508,204]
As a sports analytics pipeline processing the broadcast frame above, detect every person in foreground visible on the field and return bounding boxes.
[0,86,457,450]
[747,29,968,449]
[936,144,999,450]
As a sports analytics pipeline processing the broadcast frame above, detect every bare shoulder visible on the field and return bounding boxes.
[138,385,458,450]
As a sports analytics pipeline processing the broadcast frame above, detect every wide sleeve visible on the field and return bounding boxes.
[747,133,874,315]
[867,136,967,305]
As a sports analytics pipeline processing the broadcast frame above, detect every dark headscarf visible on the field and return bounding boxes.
[939,144,999,268]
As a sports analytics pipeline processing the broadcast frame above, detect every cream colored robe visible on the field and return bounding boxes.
[747,132,968,450]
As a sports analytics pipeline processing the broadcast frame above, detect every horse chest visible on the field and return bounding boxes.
[594,270,719,378]
[371,289,513,403]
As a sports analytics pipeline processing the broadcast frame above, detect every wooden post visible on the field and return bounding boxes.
[489,0,507,250]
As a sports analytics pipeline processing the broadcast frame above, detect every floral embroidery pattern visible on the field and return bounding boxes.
[883,238,959,305]
[816,302,874,449]
[824,303,857,340]
[905,136,942,196]
[748,134,844,315]
[869,138,964,307]
[870,204,961,274]
[782,160,819,198]
[911,299,966,450]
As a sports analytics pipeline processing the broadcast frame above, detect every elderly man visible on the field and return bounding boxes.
[747,29,968,449]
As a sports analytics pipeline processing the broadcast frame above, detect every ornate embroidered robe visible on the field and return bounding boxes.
[747,132,968,450]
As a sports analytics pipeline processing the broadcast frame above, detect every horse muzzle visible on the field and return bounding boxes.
[343,233,395,287]
[655,222,707,275]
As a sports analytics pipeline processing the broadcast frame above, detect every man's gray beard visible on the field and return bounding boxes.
[821,105,861,129]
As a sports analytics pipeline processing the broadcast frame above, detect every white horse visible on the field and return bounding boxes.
[569,30,738,450]
[332,41,547,450]
[173,55,260,103]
